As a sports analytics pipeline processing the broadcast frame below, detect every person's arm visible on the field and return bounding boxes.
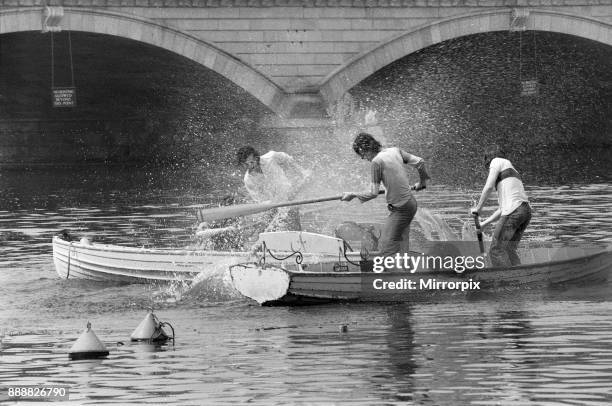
[243,173,269,203]
[471,160,500,215]
[354,182,381,203]
[276,152,311,198]
[342,161,382,203]
[479,208,501,227]
[400,150,430,191]
[276,152,307,179]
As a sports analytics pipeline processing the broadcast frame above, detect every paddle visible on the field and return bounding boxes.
[472,213,485,254]
[196,190,388,223]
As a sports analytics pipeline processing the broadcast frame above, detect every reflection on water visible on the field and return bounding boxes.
[0,304,610,404]
[0,167,611,404]
[3,302,611,405]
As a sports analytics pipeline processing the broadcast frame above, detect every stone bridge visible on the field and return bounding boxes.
[2,0,612,119]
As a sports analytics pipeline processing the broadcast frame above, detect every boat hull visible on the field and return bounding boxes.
[230,246,612,305]
[52,234,363,284]
[52,236,249,283]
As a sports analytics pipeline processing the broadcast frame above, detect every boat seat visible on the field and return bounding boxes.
[257,231,347,256]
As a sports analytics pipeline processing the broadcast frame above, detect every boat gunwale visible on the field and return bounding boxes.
[52,236,367,262]
[237,246,612,277]
[52,236,247,257]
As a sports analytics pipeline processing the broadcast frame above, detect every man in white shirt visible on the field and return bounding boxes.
[471,144,531,267]
[236,146,310,232]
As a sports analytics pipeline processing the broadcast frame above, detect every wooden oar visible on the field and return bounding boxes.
[195,190,386,223]
[472,213,485,254]
[195,195,342,223]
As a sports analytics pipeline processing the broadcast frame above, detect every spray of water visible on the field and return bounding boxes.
[180,256,245,303]
[414,208,458,241]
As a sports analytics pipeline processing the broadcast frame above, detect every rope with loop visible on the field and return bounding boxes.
[519,30,539,83]
[50,31,75,89]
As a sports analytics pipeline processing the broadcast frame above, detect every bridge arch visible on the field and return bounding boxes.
[0,7,287,116]
[320,8,612,105]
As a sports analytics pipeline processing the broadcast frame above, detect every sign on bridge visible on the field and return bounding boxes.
[521,80,538,96]
[52,87,77,108]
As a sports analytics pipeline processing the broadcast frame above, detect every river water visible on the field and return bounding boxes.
[0,166,611,405]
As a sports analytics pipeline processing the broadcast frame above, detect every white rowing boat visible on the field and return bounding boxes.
[229,232,612,305]
[51,230,360,283]
[52,235,249,283]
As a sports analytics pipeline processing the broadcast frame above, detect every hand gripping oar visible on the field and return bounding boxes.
[472,213,485,254]
[195,190,389,223]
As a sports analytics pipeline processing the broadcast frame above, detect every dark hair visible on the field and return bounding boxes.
[352,132,382,156]
[483,144,506,167]
[236,146,259,165]
[57,229,74,242]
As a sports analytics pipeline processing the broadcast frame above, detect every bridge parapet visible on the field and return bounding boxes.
[0,0,606,6]
[1,0,611,119]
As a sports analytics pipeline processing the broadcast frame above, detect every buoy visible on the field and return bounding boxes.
[69,322,109,360]
[130,311,173,344]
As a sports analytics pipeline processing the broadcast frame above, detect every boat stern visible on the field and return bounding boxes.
[229,263,291,305]
[52,235,71,278]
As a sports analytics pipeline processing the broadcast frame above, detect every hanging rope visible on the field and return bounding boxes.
[532,30,538,82]
[50,31,54,89]
[518,30,539,96]
[519,30,539,82]
[518,31,524,82]
[68,31,75,88]
[50,31,76,88]
[50,31,77,107]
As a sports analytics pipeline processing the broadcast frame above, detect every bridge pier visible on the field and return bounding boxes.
[280,93,328,119]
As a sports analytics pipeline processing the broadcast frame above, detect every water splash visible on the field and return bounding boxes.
[414,208,458,241]
[180,256,245,304]
[149,279,192,304]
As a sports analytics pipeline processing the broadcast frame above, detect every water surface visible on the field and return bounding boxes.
[0,167,611,405]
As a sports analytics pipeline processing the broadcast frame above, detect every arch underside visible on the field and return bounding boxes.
[321,9,612,105]
[0,8,287,116]
[2,7,611,117]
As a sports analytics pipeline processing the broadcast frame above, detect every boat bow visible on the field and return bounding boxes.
[229,263,291,305]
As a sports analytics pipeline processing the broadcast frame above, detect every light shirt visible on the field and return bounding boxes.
[244,151,295,203]
[371,147,423,207]
[488,157,529,216]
